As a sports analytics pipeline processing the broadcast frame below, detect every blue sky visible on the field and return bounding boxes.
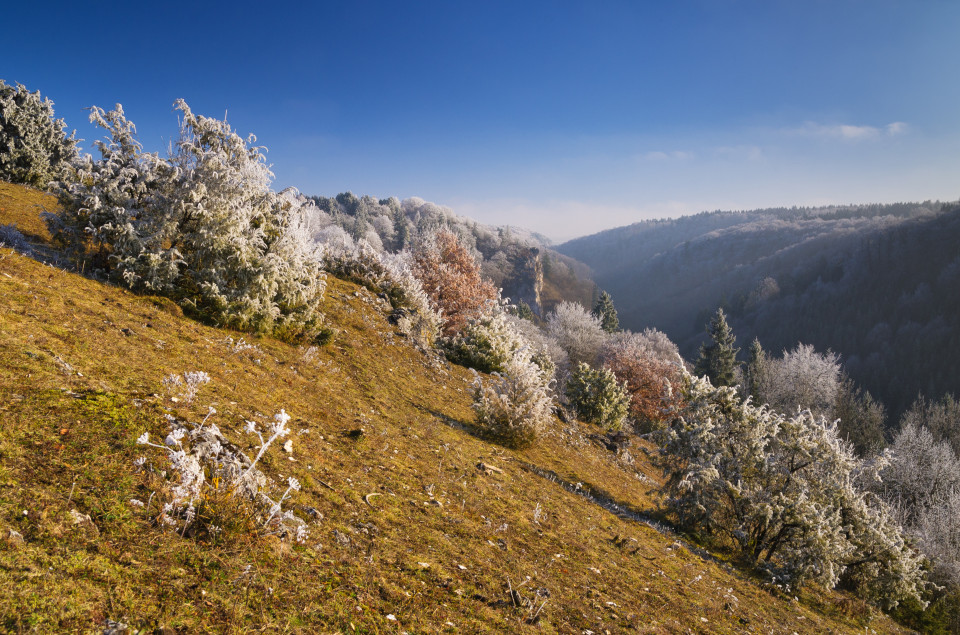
[4,1,958,241]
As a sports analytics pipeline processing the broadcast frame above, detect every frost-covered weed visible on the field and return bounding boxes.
[162,371,210,404]
[136,380,308,542]
[224,336,259,355]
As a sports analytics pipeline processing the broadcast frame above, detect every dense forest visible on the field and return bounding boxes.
[559,202,960,420]
[305,192,597,315]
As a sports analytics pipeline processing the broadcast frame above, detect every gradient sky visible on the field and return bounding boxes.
[4,0,958,241]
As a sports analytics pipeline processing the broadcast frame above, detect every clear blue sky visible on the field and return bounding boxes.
[4,0,958,241]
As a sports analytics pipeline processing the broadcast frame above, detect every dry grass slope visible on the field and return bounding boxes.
[0,182,907,633]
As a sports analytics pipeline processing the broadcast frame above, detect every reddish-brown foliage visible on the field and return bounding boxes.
[602,347,682,429]
[412,229,498,336]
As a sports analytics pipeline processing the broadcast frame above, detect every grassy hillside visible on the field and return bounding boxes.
[0,182,908,633]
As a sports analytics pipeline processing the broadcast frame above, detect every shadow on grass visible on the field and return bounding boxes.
[425,408,497,444]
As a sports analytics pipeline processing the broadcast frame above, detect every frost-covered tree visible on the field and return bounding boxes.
[900,394,960,457]
[49,101,326,339]
[657,370,926,607]
[591,290,620,333]
[879,421,960,588]
[743,338,766,403]
[754,343,841,418]
[411,228,498,336]
[832,375,886,457]
[565,362,630,431]
[546,301,607,368]
[599,331,683,430]
[472,353,554,449]
[0,80,77,188]
[693,308,739,387]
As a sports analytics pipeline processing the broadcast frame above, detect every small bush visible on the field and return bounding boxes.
[472,356,554,449]
[0,223,31,253]
[565,362,630,431]
[443,307,526,373]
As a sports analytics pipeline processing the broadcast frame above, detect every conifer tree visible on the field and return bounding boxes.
[693,307,740,387]
[592,290,620,333]
[744,337,766,402]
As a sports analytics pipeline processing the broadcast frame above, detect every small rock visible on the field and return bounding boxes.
[69,509,100,536]
[282,439,293,453]
[6,529,24,546]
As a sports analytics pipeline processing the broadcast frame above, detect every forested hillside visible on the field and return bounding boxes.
[559,201,960,419]
[306,192,597,317]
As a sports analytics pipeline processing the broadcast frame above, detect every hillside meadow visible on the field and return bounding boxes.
[0,182,909,633]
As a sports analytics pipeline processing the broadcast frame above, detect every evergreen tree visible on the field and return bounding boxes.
[513,299,535,321]
[744,337,766,402]
[693,307,740,387]
[592,290,620,333]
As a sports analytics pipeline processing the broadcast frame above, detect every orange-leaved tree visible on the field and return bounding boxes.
[600,331,683,431]
[412,229,498,336]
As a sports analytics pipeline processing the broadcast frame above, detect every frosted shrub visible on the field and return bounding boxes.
[546,301,607,367]
[443,305,526,373]
[565,362,630,431]
[0,80,78,188]
[472,355,554,449]
[0,224,31,253]
[322,240,442,346]
[503,313,565,382]
[48,101,327,340]
[657,371,926,608]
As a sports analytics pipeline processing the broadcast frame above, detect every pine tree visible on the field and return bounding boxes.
[592,290,620,333]
[513,300,535,321]
[693,308,740,387]
[744,337,766,402]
